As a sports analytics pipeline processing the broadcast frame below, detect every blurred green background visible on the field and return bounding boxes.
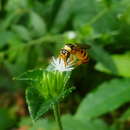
[0,0,130,129]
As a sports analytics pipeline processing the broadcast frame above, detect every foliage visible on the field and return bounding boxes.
[0,108,16,130]
[75,78,130,120]
[0,0,130,129]
[15,69,73,121]
[95,52,130,77]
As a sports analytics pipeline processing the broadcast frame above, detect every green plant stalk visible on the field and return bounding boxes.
[53,104,63,130]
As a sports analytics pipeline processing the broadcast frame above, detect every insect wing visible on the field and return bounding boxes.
[75,43,91,49]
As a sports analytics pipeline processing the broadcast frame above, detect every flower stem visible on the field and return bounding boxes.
[53,104,63,130]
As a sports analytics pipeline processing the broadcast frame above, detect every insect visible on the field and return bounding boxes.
[59,43,90,66]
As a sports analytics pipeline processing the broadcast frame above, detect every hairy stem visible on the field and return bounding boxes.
[53,104,63,130]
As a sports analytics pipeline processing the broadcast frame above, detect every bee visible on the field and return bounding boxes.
[59,43,90,66]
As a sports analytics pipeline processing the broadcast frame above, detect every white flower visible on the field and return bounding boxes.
[67,31,77,39]
[47,57,74,72]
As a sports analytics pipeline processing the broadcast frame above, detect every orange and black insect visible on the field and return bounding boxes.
[59,43,90,66]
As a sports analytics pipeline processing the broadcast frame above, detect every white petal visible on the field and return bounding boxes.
[48,57,74,72]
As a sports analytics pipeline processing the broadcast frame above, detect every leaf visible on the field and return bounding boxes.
[62,115,109,130]
[0,13,18,30]
[12,25,31,41]
[89,43,117,73]
[19,117,32,127]
[0,31,15,48]
[119,108,130,121]
[26,87,52,121]
[19,117,54,130]
[51,0,75,32]
[20,115,109,130]
[14,68,44,81]
[95,52,130,78]
[0,108,15,130]
[26,87,73,121]
[30,119,54,130]
[73,0,102,28]
[75,78,130,120]
[73,0,126,35]
[5,0,29,11]
[29,11,46,36]
[4,46,29,76]
[73,0,117,33]
[21,69,73,121]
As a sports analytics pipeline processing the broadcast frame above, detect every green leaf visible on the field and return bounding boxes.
[0,108,15,130]
[30,119,54,130]
[4,46,29,76]
[29,11,46,36]
[73,0,102,28]
[75,78,130,120]
[51,0,74,32]
[26,87,73,121]
[62,115,109,130]
[19,117,32,127]
[5,0,29,11]
[73,0,117,33]
[0,13,18,30]
[95,52,130,78]
[119,108,130,121]
[14,68,44,81]
[20,118,53,130]
[26,87,52,121]
[73,0,126,35]
[12,25,31,41]
[89,43,117,73]
[21,115,109,130]
[20,69,73,121]
[0,31,15,48]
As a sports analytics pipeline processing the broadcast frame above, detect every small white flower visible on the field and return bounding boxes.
[47,57,74,72]
[67,31,77,39]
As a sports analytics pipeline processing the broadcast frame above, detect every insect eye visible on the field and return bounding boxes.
[61,49,67,54]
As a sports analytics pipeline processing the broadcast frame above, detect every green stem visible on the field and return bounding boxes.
[53,104,63,130]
